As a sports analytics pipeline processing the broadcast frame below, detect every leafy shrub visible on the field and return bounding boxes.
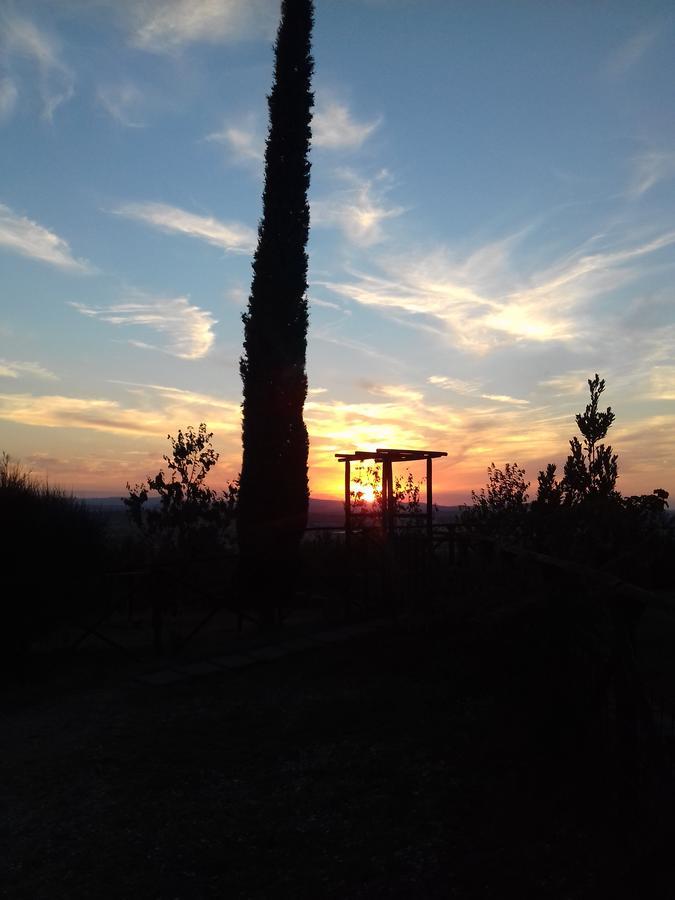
[125,424,239,564]
[461,462,530,537]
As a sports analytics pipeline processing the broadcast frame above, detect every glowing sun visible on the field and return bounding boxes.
[352,482,376,504]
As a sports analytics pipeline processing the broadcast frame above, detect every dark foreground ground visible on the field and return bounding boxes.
[2,607,674,899]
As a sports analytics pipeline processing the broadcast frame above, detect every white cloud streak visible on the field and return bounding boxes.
[629,149,675,198]
[128,0,278,51]
[312,169,404,246]
[206,96,380,169]
[322,228,675,353]
[313,101,381,150]
[205,113,264,165]
[0,392,162,436]
[428,375,481,395]
[71,297,217,360]
[97,82,145,127]
[0,203,89,271]
[480,393,530,407]
[427,375,528,406]
[0,359,58,380]
[606,27,657,79]
[0,13,74,120]
[113,201,256,253]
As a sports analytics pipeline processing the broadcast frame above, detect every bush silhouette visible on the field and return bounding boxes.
[1,452,104,666]
[125,424,239,564]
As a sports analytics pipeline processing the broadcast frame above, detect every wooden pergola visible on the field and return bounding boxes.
[335,448,448,540]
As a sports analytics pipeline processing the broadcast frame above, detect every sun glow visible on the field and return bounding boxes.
[351,481,377,504]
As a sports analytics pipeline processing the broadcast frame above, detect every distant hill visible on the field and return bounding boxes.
[81,496,463,528]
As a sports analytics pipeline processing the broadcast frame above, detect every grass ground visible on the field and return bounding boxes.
[2,607,674,899]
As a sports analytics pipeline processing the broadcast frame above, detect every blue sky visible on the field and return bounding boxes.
[1,0,674,501]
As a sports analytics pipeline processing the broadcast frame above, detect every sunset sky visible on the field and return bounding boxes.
[1,0,674,502]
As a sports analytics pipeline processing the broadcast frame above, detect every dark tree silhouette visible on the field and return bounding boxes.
[536,374,619,507]
[237,0,314,617]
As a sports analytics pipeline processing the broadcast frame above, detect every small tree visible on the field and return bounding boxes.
[533,375,671,571]
[536,375,619,507]
[125,424,238,560]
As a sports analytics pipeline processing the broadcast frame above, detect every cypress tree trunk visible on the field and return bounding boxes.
[237,0,314,622]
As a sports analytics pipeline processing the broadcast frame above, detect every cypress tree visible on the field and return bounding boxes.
[237,0,314,615]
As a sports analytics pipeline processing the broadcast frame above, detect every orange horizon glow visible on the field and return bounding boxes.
[2,378,673,505]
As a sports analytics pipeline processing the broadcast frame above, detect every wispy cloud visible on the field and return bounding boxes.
[128,0,277,52]
[605,27,658,79]
[0,13,74,120]
[206,97,380,168]
[312,297,349,313]
[538,370,600,398]
[481,393,530,407]
[428,375,481,395]
[313,100,381,150]
[0,392,162,436]
[312,325,402,367]
[97,82,145,127]
[71,297,217,360]
[628,149,675,198]
[322,226,675,353]
[0,359,58,380]
[113,201,256,253]
[0,77,17,122]
[364,382,424,403]
[427,375,528,405]
[205,113,263,165]
[0,202,89,271]
[648,366,675,401]
[312,169,404,246]
[0,385,236,445]
[110,381,241,432]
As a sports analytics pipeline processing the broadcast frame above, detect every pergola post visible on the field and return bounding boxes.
[426,455,433,541]
[344,457,351,549]
[382,456,393,535]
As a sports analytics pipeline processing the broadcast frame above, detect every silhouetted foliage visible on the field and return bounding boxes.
[237,0,314,619]
[536,375,619,507]
[462,462,530,537]
[534,462,563,508]
[349,464,423,524]
[1,452,104,664]
[470,462,530,514]
[527,375,672,578]
[460,376,672,585]
[125,424,238,562]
